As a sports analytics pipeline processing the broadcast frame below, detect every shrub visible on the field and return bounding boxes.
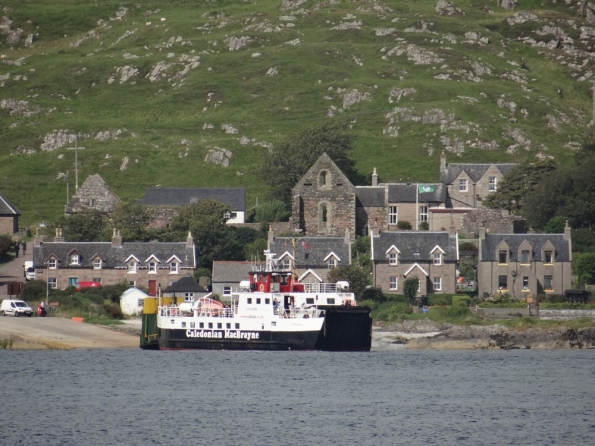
[397,221,412,230]
[357,299,377,310]
[21,280,48,300]
[419,221,429,230]
[452,295,471,307]
[403,278,419,304]
[428,294,452,306]
[385,294,408,304]
[102,302,124,319]
[361,287,385,303]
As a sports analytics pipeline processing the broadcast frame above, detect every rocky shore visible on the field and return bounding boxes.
[372,320,595,350]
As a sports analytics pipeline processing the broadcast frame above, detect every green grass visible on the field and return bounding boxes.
[0,0,592,226]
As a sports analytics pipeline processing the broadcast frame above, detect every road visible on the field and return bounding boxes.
[0,317,139,349]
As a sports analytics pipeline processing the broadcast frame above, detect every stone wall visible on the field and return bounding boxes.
[65,174,120,215]
[539,309,595,320]
[461,207,524,237]
[374,261,456,295]
[0,216,17,235]
[147,207,177,229]
[356,206,386,235]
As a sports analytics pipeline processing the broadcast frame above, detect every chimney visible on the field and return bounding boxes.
[372,167,378,187]
[449,220,457,237]
[111,228,123,248]
[440,150,447,171]
[54,228,65,243]
[33,227,44,247]
[479,227,487,240]
[563,220,571,241]
[186,231,194,248]
[267,224,274,246]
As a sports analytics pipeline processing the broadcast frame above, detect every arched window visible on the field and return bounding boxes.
[321,205,327,222]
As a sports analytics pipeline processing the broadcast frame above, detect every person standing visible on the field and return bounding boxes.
[21,241,26,255]
[14,242,20,258]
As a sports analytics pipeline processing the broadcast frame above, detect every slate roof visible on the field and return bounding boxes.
[269,236,350,267]
[440,164,516,184]
[371,231,458,262]
[212,261,254,282]
[32,241,196,269]
[164,275,206,293]
[138,188,246,211]
[480,234,571,262]
[0,192,21,216]
[387,184,445,203]
[355,187,386,207]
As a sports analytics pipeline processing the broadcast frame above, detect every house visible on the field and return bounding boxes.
[477,224,572,298]
[0,191,20,235]
[212,260,255,302]
[268,232,352,284]
[32,229,196,295]
[64,174,121,215]
[119,287,149,316]
[137,187,246,227]
[371,230,459,296]
[163,274,208,303]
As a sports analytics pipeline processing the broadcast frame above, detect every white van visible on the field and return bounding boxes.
[1,299,33,317]
[23,261,35,281]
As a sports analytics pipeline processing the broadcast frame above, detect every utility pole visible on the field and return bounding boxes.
[64,171,70,204]
[67,136,85,191]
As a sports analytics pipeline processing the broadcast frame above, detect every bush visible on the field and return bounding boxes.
[361,287,385,303]
[102,302,124,319]
[357,299,377,310]
[452,295,471,307]
[385,294,408,303]
[0,234,12,259]
[397,221,412,230]
[428,294,452,306]
[419,221,429,230]
[21,280,48,300]
[537,293,566,304]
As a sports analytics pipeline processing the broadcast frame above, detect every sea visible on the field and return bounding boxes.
[1,348,593,446]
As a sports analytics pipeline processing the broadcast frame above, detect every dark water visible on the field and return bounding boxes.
[1,349,594,446]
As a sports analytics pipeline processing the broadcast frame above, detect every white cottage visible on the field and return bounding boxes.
[120,287,149,316]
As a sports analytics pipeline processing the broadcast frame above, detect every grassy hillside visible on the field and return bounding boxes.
[0,0,593,226]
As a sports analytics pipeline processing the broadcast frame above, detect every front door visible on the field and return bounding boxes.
[148,280,157,297]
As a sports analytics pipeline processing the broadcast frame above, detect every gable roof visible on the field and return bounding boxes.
[355,186,386,207]
[269,236,350,267]
[164,275,206,293]
[138,188,246,211]
[440,163,516,184]
[293,152,355,190]
[212,261,254,282]
[480,233,571,262]
[388,184,445,203]
[372,231,458,262]
[32,241,196,269]
[0,192,21,216]
[65,174,121,214]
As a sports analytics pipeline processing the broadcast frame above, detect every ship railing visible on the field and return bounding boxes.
[195,307,235,318]
[302,282,352,293]
[276,306,320,319]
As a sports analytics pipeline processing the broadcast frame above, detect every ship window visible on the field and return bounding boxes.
[327,298,335,304]
[199,322,204,328]
[235,323,240,329]
[217,323,222,329]
[256,298,261,304]
[265,298,270,305]
[306,298,314,304]
[181,322,186,328]
[226,323,231,329]
[190,322,195,328]
[247,298,252,304]
[208,323,213,329]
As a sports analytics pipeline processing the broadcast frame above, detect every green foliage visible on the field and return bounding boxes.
[243,238,267,261]
[479,301,528,308]
[427,294,453,306]
[194,267,212,281]
[263,122,359,203]
[254,200,291,223]
[544,216,566,234]
[110,203,154,241]
[485,292,516,304]
[0,235,12,260]
[352,236,371,268]
[483,159,557,213]
[536,293,567,304]
[48,209,110,242]
[458,256,477,281]
[419,221,429,230]
[571,228,595,253]
[79,283,129,303]
[459,241,478,252]
[572,253,595,282]
[327,265,370,301]
[361,287,385,303]
[397,221,412,230]
[21,280,49,300]
[452,295,472,307]
[403,278,419,304]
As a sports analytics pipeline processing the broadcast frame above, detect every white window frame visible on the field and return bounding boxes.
[128,262,137,273]
[328,258,336,269]
[419,206,428,223]
[433,277,441,291]
[433,252,442,265]
[459,179,468,192]
[489,176,497,191]
[48,259,57,270]
[389,252,397,265]
[223,286,232,296]
[148,262,157,273]
[170,262,178,274]
[48,277,57,289]
[389,206,398,225]
[389,276,397,290]
[184,292,194,302]
[70,254,79,265]
[93,258,102,270]
[282,258,291,271]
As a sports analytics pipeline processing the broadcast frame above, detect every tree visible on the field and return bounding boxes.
[483,159,557,213]
[327,265,370,301]
[352,236,371,268]
[573,253,595,285]
[254,200,291,223]
[110,203,154,241]
[49,209,110,241]
[262,122,359,203]
[544,216,566,234]
[403,278,419,304]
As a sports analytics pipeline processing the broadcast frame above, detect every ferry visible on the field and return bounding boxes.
[140,252,372,351]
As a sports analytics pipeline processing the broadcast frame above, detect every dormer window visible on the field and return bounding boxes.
[282,258,291,271]
[459,179,468,192]
[170,261,178,274]
[328,258,336,269]
[93,258,102,270]
[149,262,157,273]
[489,176,497,191]
[128,262,137,273]
[498,250,508,264]
[544,250,553,264]
[389,252,398,265]
[433,252,442,265]
[48,259,57,270]
[70,254,80,265]
[520,250,530,264]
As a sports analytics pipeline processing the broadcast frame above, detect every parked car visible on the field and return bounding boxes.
[23,260,35,281]
[75,282,102,292]
[1,299,33,317]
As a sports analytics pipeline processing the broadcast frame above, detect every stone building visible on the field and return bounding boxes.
[477,224,572,298]
[64,174,121,215]
[0,192,20,235]
[371,230,459,296]
[32,229,196,295]
[212,260,255,302]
